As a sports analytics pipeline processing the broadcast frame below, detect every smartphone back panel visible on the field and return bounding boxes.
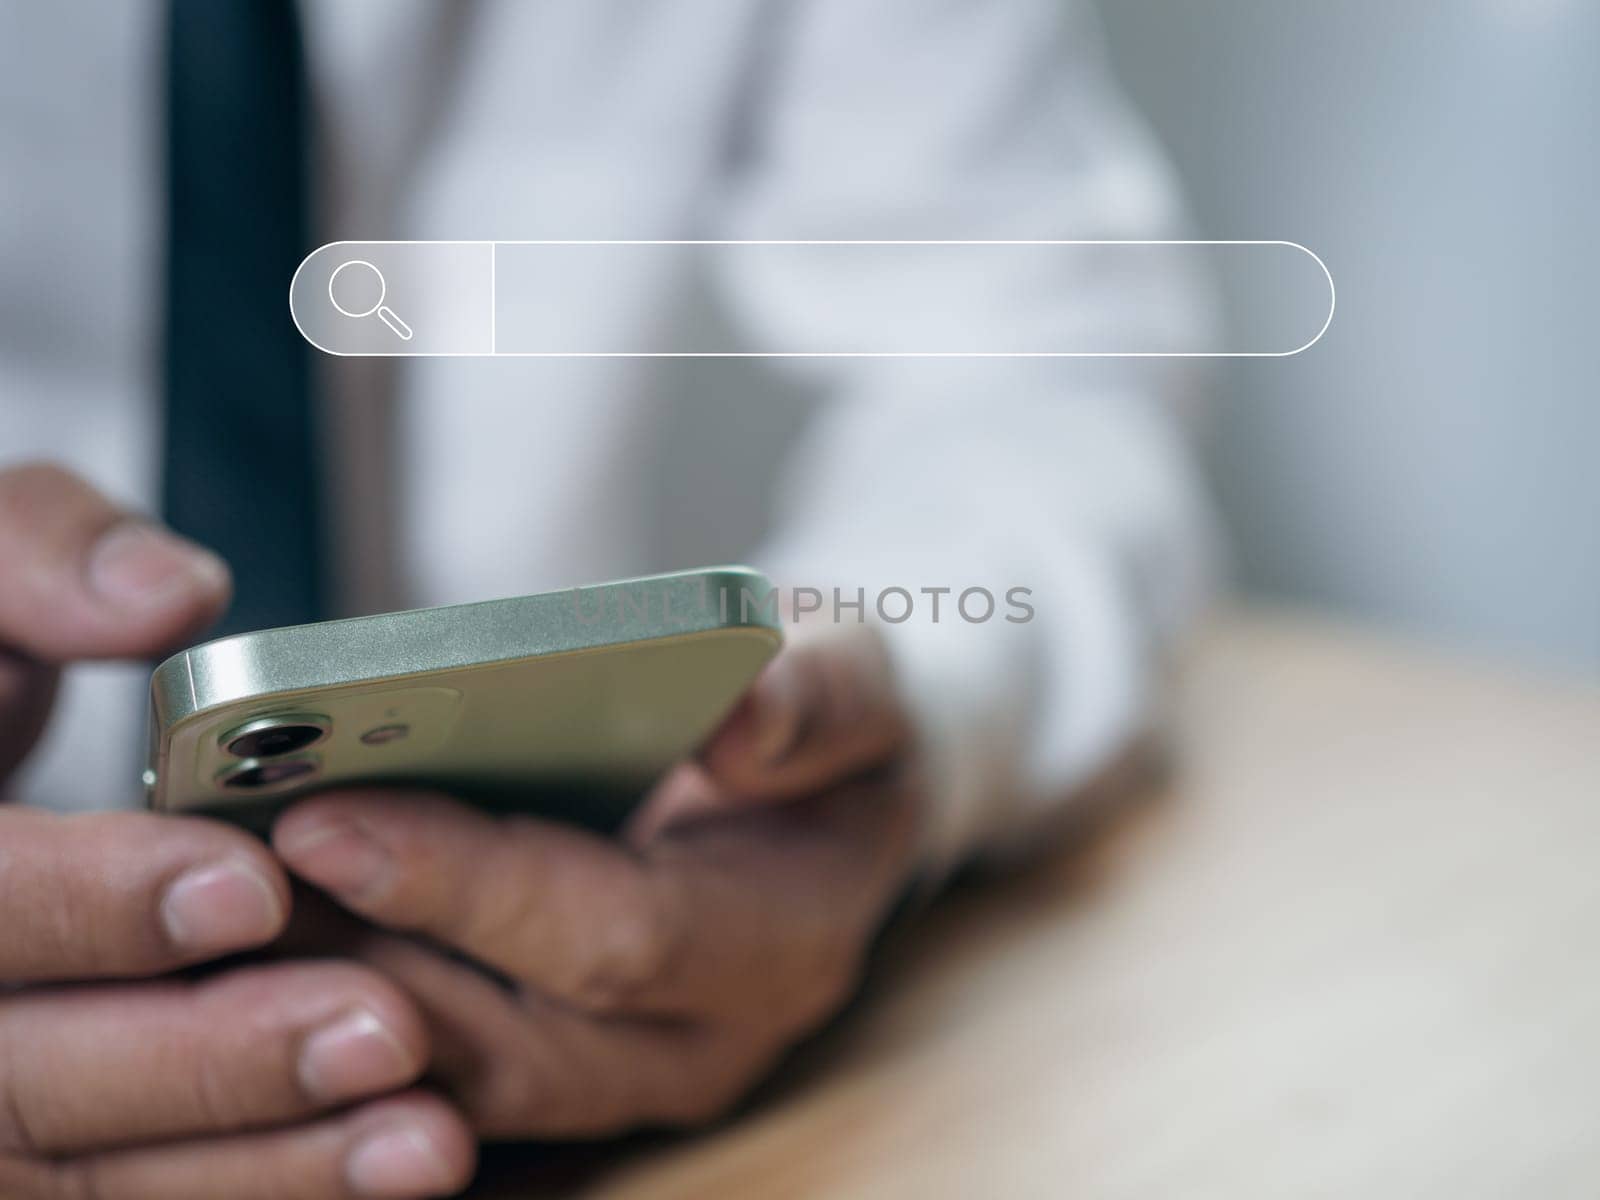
[146,568,781,831]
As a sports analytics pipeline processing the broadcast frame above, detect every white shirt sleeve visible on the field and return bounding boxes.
[706,0,1222,871]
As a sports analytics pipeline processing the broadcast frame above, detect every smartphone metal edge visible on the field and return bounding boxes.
[146,566,781,806]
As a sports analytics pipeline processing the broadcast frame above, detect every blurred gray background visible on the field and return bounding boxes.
[1098,0,1599,679]
[658,0,1598,681]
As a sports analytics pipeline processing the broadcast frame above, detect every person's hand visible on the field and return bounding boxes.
[0,462,233,782]
[273,623,922,1138]
[0,462,475,1199]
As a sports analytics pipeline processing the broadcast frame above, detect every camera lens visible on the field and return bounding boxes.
[217,757,319,790]
[223,715,329,759]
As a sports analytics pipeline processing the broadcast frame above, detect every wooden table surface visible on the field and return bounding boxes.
[474,611,1600,1199]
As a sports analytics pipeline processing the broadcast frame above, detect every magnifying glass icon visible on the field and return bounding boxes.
[327,260,413,341]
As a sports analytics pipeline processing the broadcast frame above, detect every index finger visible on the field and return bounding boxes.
[274,782,917,1020]
[274,793,679,1015]
[0,808,290,983]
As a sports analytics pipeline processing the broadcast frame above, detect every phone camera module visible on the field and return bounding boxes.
[217,756,320,790]
[223,715,330,759]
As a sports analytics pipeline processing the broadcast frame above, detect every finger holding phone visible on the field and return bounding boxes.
[0,463,472,1200]
[271,618,923,1138]
[118,446,921,1146]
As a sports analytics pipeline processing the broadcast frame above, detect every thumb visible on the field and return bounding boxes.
[0,462,231,663]
[0,462,231,780]
[697,622,911,804]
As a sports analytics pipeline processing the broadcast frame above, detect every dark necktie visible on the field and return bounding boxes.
[163,0,326,637]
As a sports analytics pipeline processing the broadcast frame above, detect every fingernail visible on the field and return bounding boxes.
[299,1010,417,1103]
[87,521,228,608]
[160,859,285,954]
[347,1125,457,1198]
[276,818,391,899]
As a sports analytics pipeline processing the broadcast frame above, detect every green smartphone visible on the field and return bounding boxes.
[145,567,782,832]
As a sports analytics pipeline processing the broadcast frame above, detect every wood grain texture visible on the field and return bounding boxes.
[473,611,1600,1199]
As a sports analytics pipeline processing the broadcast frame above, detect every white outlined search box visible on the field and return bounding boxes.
[291,240,1333,357]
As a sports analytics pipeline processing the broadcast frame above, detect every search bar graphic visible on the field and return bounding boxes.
[290,240,1333,357]
[326,259,413,340]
